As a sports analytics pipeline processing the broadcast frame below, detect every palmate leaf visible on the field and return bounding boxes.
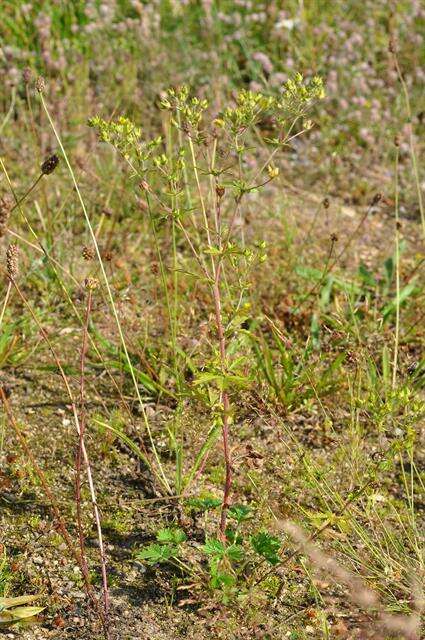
[250,531,281,565]
[225,544,244,562]
[156,528,187,545]
[136,543,176,565]
[210,572,236,589]
[202,539,226,557]
[202,539,244,563]
[187,497,222,511]
[136,528,186,565]
[228,504,252,523]
[193,371,251,391]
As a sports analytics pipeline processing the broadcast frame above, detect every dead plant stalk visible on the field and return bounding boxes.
[5,273,109,633]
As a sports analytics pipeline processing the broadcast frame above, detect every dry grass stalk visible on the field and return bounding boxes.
[282,520,423,640]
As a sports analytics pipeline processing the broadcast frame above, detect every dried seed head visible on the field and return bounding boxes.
[330,233,338,242]
[102,249,113,262]
[216,185,225,199]
[0,195,13,223]
[41,154,59,175]
[0,195,13,238]
[84,277,99,290]
[35,76,46,93]
[394,134,400,147]
[23,67,32,84]
[139,180,150,192]
[82,245,95,261]
[371,193,382,206]
[6,244,19,279]
[323,197,330,209]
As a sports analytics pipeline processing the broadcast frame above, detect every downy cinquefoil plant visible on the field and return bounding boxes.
[89,73,325,537]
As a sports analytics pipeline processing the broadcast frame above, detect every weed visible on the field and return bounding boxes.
[0,3,423,639]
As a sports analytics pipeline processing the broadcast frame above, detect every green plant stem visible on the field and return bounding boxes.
[392,146,400,389]
[213,196,232,537]
[188,136,215,273]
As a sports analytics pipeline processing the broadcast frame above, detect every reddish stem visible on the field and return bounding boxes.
[75,288,92,585]
[212,262,232,538]
[77,286,110,631]
[8,275,108,636]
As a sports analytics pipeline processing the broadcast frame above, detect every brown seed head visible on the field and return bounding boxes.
[82,245,95,261]
[371,193,382,206]
[394,134,400,147]
[0,195,13,237]
[323,197,330,209]
[41,154,59,175]
[330,233,338,242]
[6,244,19,279]
[216,185,225,199]
[84,277,99,291]
[35,76,46,93]
[139,180,150,192]
[23,67,32,84]
[102,249,113,262]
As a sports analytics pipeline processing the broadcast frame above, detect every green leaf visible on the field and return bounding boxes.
[384,255,394,288]
[203,246,222,256]
[156,528,187,545]
[92,420,151,470]
[320,275,334,309]
[136,543,176,564]
[210,572,236,589]
[358,262,376,287]
[226,544,244,562]
[187,497,222,511]
[225,527,243,545]
[382,282,417,321]
[228,504,252,522]
[251,531,281,565]
[193,371,221,386]
[202,539,226,558]
[310,313,320,349]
